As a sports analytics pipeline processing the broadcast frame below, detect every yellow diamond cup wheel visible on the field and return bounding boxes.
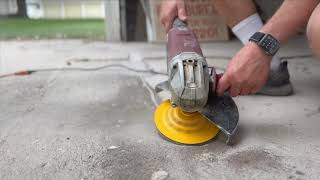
[154,100,220,145]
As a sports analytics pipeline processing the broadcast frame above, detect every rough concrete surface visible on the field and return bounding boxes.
[1,37,320,180]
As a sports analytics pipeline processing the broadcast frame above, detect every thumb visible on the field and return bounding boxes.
[177,0,187,21]
[164,15,175,33]
[217,74,230,96]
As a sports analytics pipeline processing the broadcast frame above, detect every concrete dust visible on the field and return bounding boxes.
[107,146,118,150]
[151,170,169,180]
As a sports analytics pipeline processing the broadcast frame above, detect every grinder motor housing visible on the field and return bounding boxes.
[167,19,215,112]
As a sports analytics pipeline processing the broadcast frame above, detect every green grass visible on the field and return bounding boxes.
[0,18,105,40]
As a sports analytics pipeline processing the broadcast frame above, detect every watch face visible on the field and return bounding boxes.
[260,34,280,55]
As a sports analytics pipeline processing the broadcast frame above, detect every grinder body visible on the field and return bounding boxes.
[154,19,239,145]
[167,19,214,112]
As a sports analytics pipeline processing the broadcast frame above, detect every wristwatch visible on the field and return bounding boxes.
[249,32,280,56]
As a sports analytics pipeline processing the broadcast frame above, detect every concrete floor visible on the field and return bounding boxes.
[1,37,320,180]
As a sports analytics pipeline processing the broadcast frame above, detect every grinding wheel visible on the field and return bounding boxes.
[154,100,220,145]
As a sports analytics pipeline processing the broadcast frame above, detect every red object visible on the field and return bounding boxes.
[167,27,203,61]
[14,70,33,76]
[216,73,223,83]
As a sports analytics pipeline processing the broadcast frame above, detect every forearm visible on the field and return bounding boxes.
[261,0,319,43]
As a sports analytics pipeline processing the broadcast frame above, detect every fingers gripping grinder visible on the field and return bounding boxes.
[154,19,239,145]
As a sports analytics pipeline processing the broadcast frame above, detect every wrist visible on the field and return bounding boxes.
[247,42,272,62]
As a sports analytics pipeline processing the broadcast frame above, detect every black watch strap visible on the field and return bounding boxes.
[249,32,265,43]
[249,32,280,56]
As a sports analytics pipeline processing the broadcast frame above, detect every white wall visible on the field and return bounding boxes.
[8,0,17,14]
[0,0,9,16]
[0,0,19,16]
[0,0,15,16]
[39,0,105,19]
[1,0,105,19]
[26,0,44,18]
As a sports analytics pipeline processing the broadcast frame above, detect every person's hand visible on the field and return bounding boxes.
[160,0,187,33]
[217,42,272,97]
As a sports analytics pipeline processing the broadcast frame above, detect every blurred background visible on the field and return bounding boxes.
[0,0,106,40]
[0,0,284,42]
[0,0,233,42]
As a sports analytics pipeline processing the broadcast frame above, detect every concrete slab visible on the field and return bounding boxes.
[0,38,320,179]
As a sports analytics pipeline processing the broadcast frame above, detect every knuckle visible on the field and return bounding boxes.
[227,71,238,81]
[244,89,251,95]
[231,75,242,85]
[251,86,261,94]
[251,89,259,94]
[239,89,246,95]
[230,88,239,97]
